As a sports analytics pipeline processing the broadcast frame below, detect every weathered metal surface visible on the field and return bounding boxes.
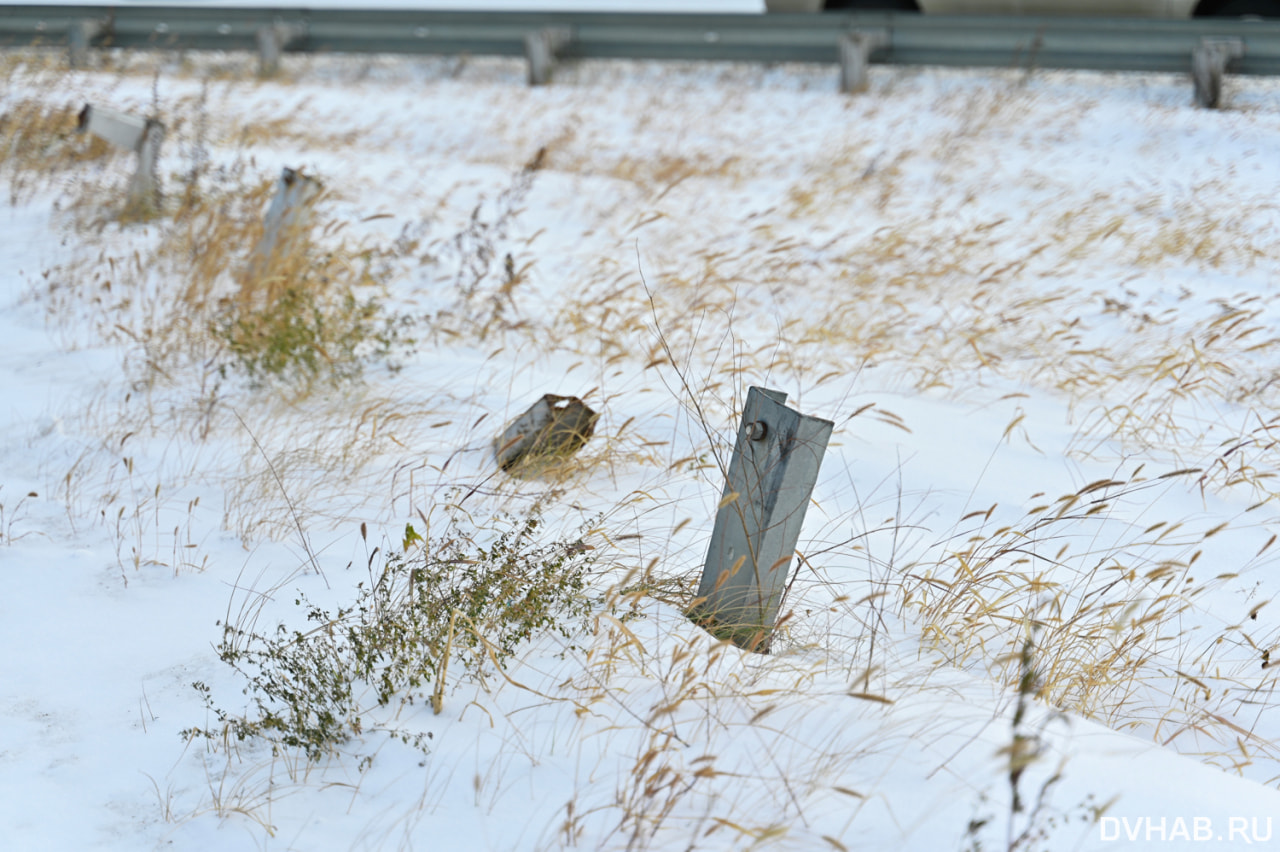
[496,395,598,472]
[525,26,572,85]
[691,387,832,652]
[77,103,147,151]
[127,117,164,216]
[839,28,889,93]
[249,167,322,281]
[67,16,106,67]
[76,103,164,215]
[1193,36,1245,107]
[257,19,306,77]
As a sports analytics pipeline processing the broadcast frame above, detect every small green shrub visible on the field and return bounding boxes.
[214,286,412,389]
[184,510,602,763]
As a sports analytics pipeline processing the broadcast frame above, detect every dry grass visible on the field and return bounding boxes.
[0,98,113,204]
[901,470,1280,765]
[0,99,110,171]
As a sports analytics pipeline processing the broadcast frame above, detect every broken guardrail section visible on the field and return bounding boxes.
[76,103,165,218]
[690,387,832,652]
[496,394,598,473]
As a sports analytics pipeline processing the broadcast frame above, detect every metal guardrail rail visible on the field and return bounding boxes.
[1,5,1279,76]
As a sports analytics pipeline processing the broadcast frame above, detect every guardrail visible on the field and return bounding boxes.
[3,5,1279,78]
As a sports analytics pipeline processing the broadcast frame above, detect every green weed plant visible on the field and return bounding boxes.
[185,509,602,763]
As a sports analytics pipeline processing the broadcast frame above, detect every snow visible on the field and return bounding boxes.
[3,43,1280,852]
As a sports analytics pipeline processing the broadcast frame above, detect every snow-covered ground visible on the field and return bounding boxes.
[3,44,1280,852]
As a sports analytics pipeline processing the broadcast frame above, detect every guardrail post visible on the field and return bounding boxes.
[525,27,572,86]
[1193,37,1244,109]
[129,118,165,217]
[258,20,307,78]
[77,104,165,217]
[68,18,109,69]
[250,167,323,280]
[690,387,833,652]
[839,29,889,95]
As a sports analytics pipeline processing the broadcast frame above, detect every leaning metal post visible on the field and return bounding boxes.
[126,119,165,217]
[690,387,833,651]
[249,167,323,282]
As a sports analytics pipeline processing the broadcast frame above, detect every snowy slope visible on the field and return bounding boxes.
[2,44,1280,852]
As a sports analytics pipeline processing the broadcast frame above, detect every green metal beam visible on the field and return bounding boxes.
[2,5,1278,75]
